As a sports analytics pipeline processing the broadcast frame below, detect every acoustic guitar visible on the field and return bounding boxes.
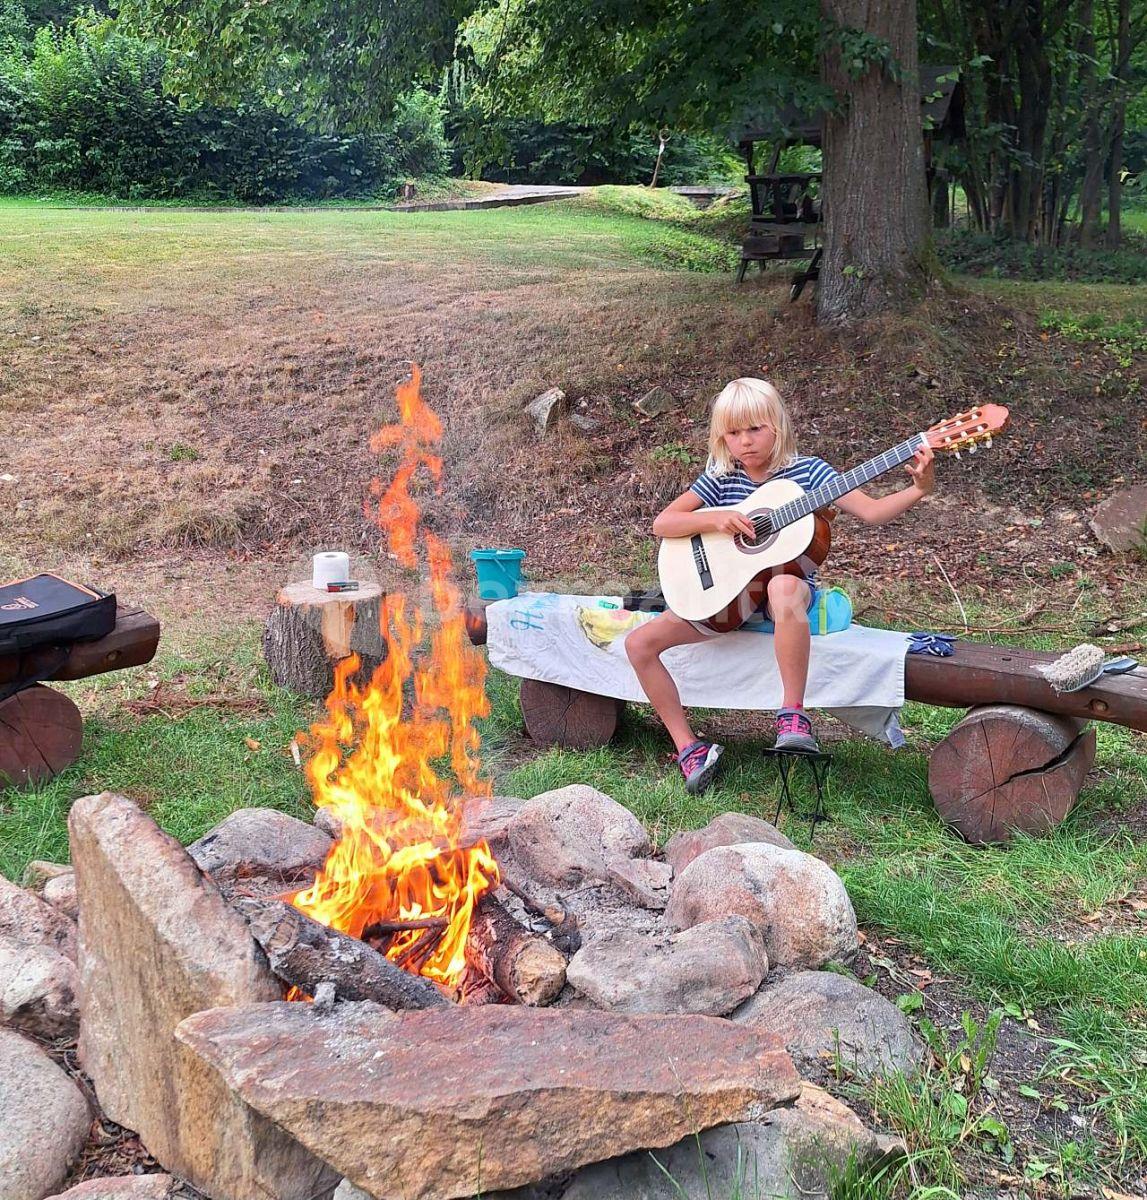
[657,405,1010,632]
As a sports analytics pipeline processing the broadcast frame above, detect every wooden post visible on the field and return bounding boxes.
[263,581,385,699]
[0,685,83,788]
[928,705,1096,845]
[519,678,623,749]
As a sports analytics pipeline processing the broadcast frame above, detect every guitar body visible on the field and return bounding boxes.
[657,478,833,631]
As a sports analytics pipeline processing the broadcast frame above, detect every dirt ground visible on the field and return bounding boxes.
[2,204,1144,646]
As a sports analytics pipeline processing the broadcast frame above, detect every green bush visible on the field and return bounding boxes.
[0,10,448,201]
[937,226,1147,284]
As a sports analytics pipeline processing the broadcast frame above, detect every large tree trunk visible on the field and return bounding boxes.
[1105,0,1131,250]
[817,0,932,323]
[1078,0,1104,246]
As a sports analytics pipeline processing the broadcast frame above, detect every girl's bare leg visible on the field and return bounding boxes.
[766,575,812,708]
[623,612,710,752]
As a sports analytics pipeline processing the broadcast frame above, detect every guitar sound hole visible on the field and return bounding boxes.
[735,510,779,555]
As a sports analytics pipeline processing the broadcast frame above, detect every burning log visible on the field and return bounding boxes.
[232,896,448,1010]
[465,895,567,1007]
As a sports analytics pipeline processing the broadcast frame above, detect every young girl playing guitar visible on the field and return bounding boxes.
[624,377,936,795]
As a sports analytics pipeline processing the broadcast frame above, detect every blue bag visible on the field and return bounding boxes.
[748,586,853,636]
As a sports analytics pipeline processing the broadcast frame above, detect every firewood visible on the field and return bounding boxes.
[465,895,567,1006]
[231,896,448,1010]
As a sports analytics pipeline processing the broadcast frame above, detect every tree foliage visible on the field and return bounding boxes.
[0,9,449,198]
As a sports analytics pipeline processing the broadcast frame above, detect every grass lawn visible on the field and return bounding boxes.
[1,194,1144,1197]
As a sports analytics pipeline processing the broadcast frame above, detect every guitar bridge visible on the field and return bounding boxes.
[691,535,714,590]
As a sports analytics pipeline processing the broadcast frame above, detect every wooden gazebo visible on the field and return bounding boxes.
[732,68,965,296]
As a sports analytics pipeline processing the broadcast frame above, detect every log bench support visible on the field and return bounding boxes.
[928,705,1096,844]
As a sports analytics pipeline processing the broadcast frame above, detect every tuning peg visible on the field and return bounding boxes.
[954,448,961,459]
[984,434,992,447]
[968,442,978,454]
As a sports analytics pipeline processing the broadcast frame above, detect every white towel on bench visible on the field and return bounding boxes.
[486,593,910,746]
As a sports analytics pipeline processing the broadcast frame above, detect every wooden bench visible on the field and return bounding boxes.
[465,605,1146,844]
[0,604,161,788]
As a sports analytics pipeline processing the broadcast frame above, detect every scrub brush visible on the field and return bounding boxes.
[1036,644,1140,693]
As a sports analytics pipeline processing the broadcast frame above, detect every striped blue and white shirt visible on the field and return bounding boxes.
[688,456,843,589]
[689,455,842,509]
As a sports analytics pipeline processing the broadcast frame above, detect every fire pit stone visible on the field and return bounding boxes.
[187,805,333,896]
[69,792,339,1200]
[506,784,654,888]
[565,914,767,1015]
[666,842,859,970]
[175,1000,803,1200]
[664,812,796,876]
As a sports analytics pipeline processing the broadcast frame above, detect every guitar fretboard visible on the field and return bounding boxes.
[760,435,927,534]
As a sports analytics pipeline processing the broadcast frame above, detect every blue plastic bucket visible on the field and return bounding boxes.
[470,548,526,600]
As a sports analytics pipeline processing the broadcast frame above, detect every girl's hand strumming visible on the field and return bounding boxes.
[709,510,758,538]
[905,445,935,494]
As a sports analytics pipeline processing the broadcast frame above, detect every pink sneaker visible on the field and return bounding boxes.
[775,707,819,754]
[677,740,724,794]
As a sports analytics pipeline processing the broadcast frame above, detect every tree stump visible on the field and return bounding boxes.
[928,705,1096,845]
[263,581,386,699]
[519,678,622,749]
[0,685,83,788]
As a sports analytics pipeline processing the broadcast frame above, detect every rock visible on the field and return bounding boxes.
[526,387,566,433]
[69,792,337,1200]
[46,1177,175,1199]
[0,874,77,962]
[313,807,343,839]
[334,1186,373,1200]
[605,858,672,910]
[0,936,79,1038]
[42,872,78,921]
[557,1083,891,1200]
[633,387,678,417]
[0,1027,90,1200]
[1090,483,1147,552]
[731,971,925,1080]
[665,813,795,877]
[507,785,652,889]
[186,807,332,891]
[570,413,600,433]
[461,795,526,857]
[567,916,767,1016]
[665,844,858,970]
[176,1000,801,1200]
[22,861,73,893]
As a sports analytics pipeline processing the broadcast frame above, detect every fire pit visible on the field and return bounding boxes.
[46,373,918,1200]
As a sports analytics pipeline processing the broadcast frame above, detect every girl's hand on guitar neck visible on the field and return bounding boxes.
[708,510,758,538]
[905,445,935,494]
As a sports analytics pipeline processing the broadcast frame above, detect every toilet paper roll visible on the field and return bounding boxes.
[312,551,350,590]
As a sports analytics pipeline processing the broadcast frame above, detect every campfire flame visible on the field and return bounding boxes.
[290,366,498,991]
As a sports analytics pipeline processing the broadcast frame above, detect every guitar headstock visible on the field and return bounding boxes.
[925,404,1009,457]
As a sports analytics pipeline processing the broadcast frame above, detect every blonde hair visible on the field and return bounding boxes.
[706,378,796,476]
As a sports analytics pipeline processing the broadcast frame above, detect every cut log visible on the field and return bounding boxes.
[231,896,448,1010]
[466,894,567,1006]
[519,677,623,749]
[928,705,1097,845]
[262,581,385,699]
[0,685,83,787]
[906,641,1147,733]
